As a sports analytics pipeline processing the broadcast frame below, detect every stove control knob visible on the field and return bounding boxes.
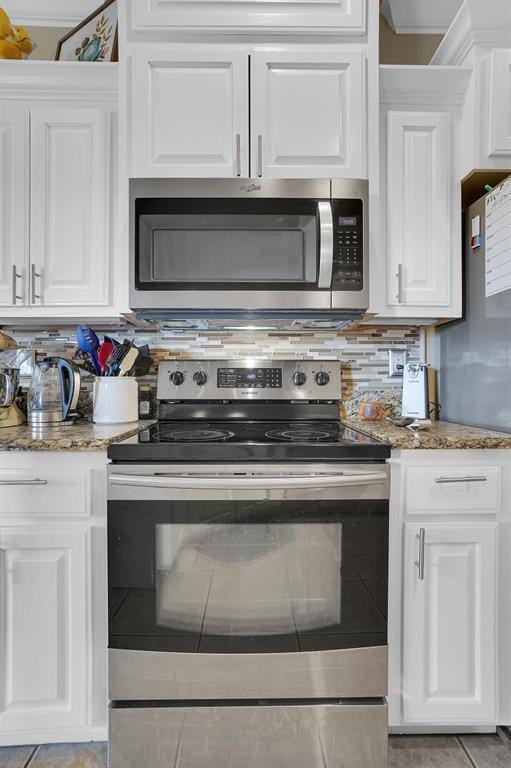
[193,370,207,386]
[170,371,184,386]
[293,371,307,386]
[315,371,330,386]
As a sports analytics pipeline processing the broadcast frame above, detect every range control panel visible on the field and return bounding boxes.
[331,198,364,292]
[218,367,282,389]
[157,360,341,401]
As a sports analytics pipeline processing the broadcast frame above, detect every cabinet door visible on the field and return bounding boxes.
[131,49,248,178]
[29,108,110,306]
[129,0,366,35]
[488,49,511,156]
[385,111,451,307]
[0,528,88,734]
[403,522,496,723]
[0,107,29,307]
[251,49,365,179]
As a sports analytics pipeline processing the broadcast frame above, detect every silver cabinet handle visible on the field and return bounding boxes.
[31,264,42,304]
[418,528,425,580]
[257,134,263,177]
[317,202,334,289]
[396,263,404,303]
[435,475,487,484]
[12,265,23,304]
[0,479,48,486]
[235,134,241,177]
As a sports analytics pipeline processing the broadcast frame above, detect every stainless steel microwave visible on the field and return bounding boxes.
[129,178,368,318]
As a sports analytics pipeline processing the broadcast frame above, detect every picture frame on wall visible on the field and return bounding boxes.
[55,0,118,63]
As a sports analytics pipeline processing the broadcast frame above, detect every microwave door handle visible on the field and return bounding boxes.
[317,201,334,289]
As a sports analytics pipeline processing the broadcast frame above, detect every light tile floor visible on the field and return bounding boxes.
[0,732,510,767]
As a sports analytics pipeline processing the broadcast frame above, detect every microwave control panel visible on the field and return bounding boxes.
[331,199,364,292]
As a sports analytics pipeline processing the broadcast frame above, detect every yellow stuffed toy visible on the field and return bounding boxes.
[0,6,33,59]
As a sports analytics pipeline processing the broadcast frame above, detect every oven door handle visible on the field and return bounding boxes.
[108,472,388,490]
[317,201,334,289]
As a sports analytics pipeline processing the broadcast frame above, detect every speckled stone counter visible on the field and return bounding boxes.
[344,418,511,450]
[0,420,154,452]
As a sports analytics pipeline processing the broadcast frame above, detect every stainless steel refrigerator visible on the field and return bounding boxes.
[437,179,511,432]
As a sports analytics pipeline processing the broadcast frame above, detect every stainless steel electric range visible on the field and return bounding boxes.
[107,360,390,768]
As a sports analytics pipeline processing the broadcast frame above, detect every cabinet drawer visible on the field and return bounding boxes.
[405,467,500,514]
[0,469,91,518]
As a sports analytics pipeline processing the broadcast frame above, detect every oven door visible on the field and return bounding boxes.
[129,179,334,311]
[108,463,389,701]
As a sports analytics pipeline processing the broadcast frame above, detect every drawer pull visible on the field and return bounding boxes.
[0,479,48,486]
[435,475,487,484]
[418,528,425,580]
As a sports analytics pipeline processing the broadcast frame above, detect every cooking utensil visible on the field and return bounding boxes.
[118,346,140,377]
[76,325,101,375]
[129,355,154,378]
[98,340,114,375]
[105,341,132,377]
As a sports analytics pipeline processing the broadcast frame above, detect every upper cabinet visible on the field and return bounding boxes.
[128,0,366,36]
[0,62,123,322]
[371,67,471,321]
[130,46,367,179]
[430,0,511,178]
[131,49,249,178]
[0,107,29,307]
[29,108,110,307]
[251,49,365,179]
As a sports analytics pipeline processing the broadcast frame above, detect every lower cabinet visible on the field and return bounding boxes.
[402,522,497,724]
[0,528,88,734]
[0,452,108,746]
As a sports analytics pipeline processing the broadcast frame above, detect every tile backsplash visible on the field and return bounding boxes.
[8,326,423,413]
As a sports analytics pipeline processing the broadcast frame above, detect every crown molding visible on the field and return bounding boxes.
[430,0,511,65]
[0,60,118,101]
[380,0,463,35]
[7,0,99,28]
[380,65,472,106]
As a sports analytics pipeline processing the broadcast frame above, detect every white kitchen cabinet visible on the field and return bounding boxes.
[128,0,366,36]
[251,48,366,179]
[430,2,511,177]
[0,527,88,735]
[130,46,367,180]
[0,452,108,747]
[29,108,110,307]
[131,49,249,178]
[373,67,471,321]
[385,111,451,307]
[403,522,496,724]
[0,61,122,322]
[388,450,510,732]
[0,107,29,307]
[487,49,511,157]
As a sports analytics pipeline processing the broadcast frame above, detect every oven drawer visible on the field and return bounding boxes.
[109,700,388,768]
[109,646,387,701]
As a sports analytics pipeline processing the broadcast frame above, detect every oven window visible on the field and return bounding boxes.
[135,198,322,291]
[109,501,388,654]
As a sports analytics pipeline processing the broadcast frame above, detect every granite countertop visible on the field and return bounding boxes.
[0,419,154,452]
[344,418,511,450]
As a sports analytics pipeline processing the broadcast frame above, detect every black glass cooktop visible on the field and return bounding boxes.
[108,420,390,462]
